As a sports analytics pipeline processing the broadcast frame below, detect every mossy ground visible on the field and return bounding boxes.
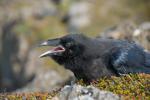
[0,74,149,100]
[86,73,150,99]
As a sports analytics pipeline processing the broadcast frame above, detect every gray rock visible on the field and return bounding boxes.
[0,0,64,91]
[100,21,137,40]
[100,21,150,51]
[16,68,73,92]
[52,85,121,100]
[67,1,91,32]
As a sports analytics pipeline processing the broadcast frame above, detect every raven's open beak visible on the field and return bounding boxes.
[39,39,65,58]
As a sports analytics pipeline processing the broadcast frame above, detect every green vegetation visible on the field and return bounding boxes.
[1,74,149,99]
[92,74,150,99]
[78,74,150,99]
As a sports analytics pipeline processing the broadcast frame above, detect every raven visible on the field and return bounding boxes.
[39,34,150,82]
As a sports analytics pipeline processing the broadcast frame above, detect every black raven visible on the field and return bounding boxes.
[39,34,150,82]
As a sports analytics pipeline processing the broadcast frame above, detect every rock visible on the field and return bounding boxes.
[133,22,150,51]
[100,21,136,40]
[52,85,121,100]
[100,21,150,51]
[63,0,150,34]
[65,1,92,32]
[16,68,73,92]
[0,0,59,20]
[69,1,91,28]
[0,0,63,92]
[0,19,24,91]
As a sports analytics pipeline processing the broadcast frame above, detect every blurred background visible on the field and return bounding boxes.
[0,0,149,92]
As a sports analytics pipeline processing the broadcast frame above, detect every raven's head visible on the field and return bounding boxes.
[39,34,87,60]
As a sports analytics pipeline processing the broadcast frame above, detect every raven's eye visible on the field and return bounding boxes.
[66,42,74,47]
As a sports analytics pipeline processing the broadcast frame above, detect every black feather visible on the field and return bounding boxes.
[40,34,150,82]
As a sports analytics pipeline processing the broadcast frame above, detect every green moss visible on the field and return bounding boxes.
[76,74,150,100]
[78,74,150,99]
[0,74,149,99]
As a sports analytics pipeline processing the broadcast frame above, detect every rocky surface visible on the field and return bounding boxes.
[100,21,150,50]
[0,0,65,91]
[64,0,150,35]
[16,67,74,92]
[52,85,121,100]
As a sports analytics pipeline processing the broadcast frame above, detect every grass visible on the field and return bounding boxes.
[0,73,149,100]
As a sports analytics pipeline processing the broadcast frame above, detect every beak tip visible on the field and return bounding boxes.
[39,51,52,58]
[39,41,48,46]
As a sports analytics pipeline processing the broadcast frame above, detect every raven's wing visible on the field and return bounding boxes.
[86,58,116,79]
[110,43,150,74]
[145,52,150,67]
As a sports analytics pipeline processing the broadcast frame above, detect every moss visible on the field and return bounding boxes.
[0,91,59,100]
[0,74,149,99]
[80,74,150,99]
[31,74,150,99]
